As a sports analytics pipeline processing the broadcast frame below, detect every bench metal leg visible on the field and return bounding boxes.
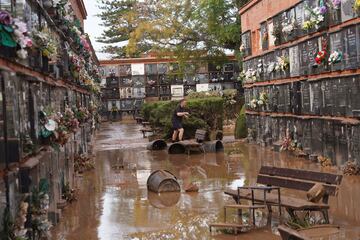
[321,209,330,224]
[267,205,272,227]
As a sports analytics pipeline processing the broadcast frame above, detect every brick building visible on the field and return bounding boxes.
[100,55,241,120]
[241,0,360,166]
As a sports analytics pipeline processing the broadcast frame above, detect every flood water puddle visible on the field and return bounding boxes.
[52,122,360,240]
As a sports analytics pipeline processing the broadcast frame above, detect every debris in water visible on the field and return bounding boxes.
[342,161,360,176]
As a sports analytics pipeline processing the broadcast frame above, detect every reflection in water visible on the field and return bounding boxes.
[52,122,360,240]
[147,192,181,209]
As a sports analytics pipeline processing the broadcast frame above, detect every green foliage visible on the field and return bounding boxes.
[141,97,224,139]
[235,105,247,139]
[97,0,249,61]
[187,89,242,120]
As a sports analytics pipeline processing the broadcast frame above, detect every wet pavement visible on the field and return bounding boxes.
[52,121,360,240]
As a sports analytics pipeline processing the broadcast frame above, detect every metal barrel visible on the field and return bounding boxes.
[147,139,168,151]
[147,191,181,209]
[147,170,181,193]
[203,140,224,153]
[168,142,186,154]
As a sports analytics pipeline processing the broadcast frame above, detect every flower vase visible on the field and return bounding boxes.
[42,55,49,73]
[29,48,42,71]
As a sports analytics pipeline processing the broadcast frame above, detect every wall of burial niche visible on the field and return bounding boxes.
[0,68,92,228]
[242,0,360,166]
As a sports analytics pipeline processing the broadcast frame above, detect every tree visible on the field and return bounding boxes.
[97,0,249,64]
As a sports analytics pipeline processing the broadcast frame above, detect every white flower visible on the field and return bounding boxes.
[17,49,28,59]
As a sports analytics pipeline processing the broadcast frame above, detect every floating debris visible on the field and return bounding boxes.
[342,161,360,176]
[318,156,332,167]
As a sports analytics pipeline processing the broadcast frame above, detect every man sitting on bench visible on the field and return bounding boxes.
[172,99,190,142]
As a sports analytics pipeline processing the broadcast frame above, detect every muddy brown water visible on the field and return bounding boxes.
[52,122,360,240]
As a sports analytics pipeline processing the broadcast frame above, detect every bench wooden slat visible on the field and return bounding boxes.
[224,204,266,209]
[257,175,338,196]
[224,189,330,210]
[195,129,208,142]
[259,166,342,185]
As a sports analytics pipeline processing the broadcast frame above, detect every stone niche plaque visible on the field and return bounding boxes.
[310,119,324,156]
[268,20,276,47]
[302,119,312,154]
[119,65,131,76]
[260,22,269,51]
[268,51,276,80]
[158,63,168,74]
[350,125,360,163]
[277,85,286,113]
[241,31,252,57]
[290,81,301,114]
[289,45,300,77]
[343,25,359,70]
[281,48,291,79]
[132,75,145,87]
[309,80,322,115]
[333,78,348,116]
[284,84,292,113]
[272,14,282,46]
[341,0,356,22]
[322,120,335,162]
[349,75,360,117]
[274,50,282,80]
[301,80,311,114]
[329,31,344,71]
[299,41,309,75]
[334,123,349,165]
[307,37,320,75]
[329,1,342,25]
[320,78,335,116]
[295,1,305,37]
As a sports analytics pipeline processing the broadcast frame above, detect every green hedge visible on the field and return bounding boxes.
[141,97,224,139]
[235,105,247,139]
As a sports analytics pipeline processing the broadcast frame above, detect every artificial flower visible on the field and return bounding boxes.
[0,10,12,25]
[315,50,327,65]
[332,0,341,9]
[328,50,342,64]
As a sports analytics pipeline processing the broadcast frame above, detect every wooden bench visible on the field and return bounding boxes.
[142,121,151,127]
[224,166,343,224]
[195,129,208,143]
[135,117,144,124]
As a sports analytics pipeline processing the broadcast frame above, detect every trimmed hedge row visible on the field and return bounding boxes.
[141,97,224,139]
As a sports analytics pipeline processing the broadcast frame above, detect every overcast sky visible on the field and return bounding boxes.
[83,0,113,60]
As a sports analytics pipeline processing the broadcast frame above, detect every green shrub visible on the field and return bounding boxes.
[141,97,224,139]
[235,105,247,139]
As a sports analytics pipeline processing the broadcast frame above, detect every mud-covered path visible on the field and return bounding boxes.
[52,122,360,240]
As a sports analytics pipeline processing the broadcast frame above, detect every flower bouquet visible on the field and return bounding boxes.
[277,56,290,72]
[328,50,342,65]
[32,28,59,62]
[331,0,341,9]
[354,0,360,14]
[315,50,327,65]
[0,10,32,59]
[75,107,90,124]
[302,5,326,31]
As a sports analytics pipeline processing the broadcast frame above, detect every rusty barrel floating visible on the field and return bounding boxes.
[147,170,181,193]
[168,142,186,154]
[147,139,167,151]
[203,140,224,153]
[147,191,181,209]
